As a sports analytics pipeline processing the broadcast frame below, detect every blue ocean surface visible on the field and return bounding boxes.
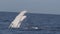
[0,12,60,34]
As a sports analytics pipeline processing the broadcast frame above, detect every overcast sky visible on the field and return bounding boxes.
[0,0,60,14]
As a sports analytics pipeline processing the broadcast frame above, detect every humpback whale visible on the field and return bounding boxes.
[9,11,27,28]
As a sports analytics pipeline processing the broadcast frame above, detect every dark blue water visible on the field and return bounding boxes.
[0,12,60,34]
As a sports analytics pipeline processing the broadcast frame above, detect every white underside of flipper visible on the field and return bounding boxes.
[9,11,27,28]
[16,16,27,28]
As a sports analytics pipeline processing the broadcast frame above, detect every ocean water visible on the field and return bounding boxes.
[0,12,60,34]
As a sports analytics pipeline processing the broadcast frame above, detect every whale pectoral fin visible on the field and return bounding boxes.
[21,16,27,21]
[9,11,27,28]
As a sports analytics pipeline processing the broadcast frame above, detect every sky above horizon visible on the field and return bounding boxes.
[0,0,60,14]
